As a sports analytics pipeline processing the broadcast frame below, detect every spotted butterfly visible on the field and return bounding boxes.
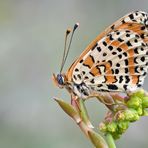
[53,11,148,104]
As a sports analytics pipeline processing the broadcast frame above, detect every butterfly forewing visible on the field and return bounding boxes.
[66,11,148,97]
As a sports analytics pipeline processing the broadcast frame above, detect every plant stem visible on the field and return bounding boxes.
[55,98,109,147]
[78,99,108,147]
[79,99,93,128]
[106,133,116,148]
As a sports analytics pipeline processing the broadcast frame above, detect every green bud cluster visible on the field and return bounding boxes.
[127,90,148,116]
[99,120,130,139]
[99,90,148,139]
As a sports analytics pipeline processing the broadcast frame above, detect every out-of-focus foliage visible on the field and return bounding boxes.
[0,0,148,148]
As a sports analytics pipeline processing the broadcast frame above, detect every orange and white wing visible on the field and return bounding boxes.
[66,11,148,92]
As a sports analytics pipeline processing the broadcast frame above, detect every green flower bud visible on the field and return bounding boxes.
[137,106,143,116]
[133,89,145,98]
[127,96,141,109]
[99,122,107,133]
[142,96,148,108]
[107,122,117,133]
[117,121,129,134]
[112,133,121,140]
[124,109,140,122]
[142,109,148,116]
[115,111,125,121]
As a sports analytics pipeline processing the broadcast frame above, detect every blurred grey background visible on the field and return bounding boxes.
[0,0,148,148]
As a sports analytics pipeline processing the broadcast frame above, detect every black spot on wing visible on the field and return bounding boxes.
[91,43,98,51]
[118,54,122,59]
[116,31,120,35]
[90,55,95,63]
[108,45,113,51]
[134,57,138,64]
[103,41,107,46]
[118,38,124,42]
[126,34,130,37]
[80,88,89,96]
[119,76,123,83]
[109,34,114,40]
[141,56,145,62]
[141,26,146,30]
[134,39,138,43]
[84,76,89,80]
[108,60,113,66]
[96,65,102,74]
[115,69,119,74]
[103,52,107,56]
[126,41,132,46]
[117,47,122,52]
[125,76,130,83]
[123,52,128,57]
[75,68,79,72]
[74,75,77,80]
[112,51,117,55]
[137,84,142,87]
[143,72,147,76]
[140,34,145,39]
[89,72,95,76]
[135,66,139,73]
[125,59,128,66]
[107,84,118,90]
[129,14,134,19]
[90,78,95,84]
[82,71,85,75]
[77,74,81,79]
[125,68,129,73]
[142,43,146,47]
[122,19,126,24]
[123,85,128,90]
[97,47,102,52]
[97,84,103,87]
[134,48,138,54]
[116,63,120,67]
[111,24,115,30]
[83,63,91,68]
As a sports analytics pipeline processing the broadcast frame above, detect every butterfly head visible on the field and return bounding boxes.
[52,73,66,89]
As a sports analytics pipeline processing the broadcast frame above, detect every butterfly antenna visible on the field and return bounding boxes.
[60,28,71,73]
[61,23,79,73]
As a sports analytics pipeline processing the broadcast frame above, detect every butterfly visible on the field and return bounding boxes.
[53,11,148,106]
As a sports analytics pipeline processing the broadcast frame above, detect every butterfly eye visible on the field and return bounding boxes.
[57,74,65,85]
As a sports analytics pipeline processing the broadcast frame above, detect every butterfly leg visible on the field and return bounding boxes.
[71,94,80,111]
[96,92,128,111]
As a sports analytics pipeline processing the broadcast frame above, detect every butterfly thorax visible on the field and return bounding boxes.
[69,81,91,99]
